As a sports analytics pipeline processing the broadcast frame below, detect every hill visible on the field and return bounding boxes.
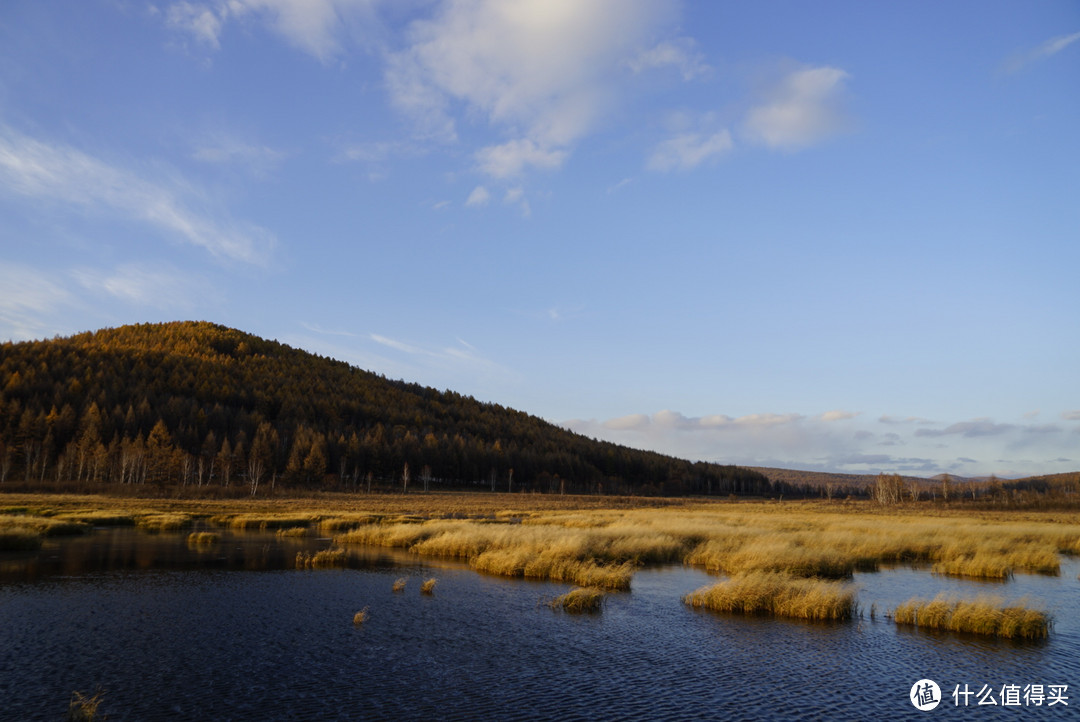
[0,321,776,497]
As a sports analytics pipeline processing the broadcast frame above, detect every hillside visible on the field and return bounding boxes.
[0,321,776,497]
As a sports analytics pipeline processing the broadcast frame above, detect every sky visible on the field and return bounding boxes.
[1,1,1078,479]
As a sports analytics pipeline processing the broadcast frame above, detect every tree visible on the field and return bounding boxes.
[248,422,278,496]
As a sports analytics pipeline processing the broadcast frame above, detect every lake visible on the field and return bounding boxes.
[1,527,1077,720]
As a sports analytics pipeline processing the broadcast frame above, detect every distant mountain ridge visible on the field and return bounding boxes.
[0,321,785,497]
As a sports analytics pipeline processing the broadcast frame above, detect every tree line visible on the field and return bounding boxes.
[0,322,783,497]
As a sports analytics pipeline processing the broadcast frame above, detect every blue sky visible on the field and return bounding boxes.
[1,1,1078,478]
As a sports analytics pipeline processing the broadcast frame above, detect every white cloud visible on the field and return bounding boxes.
[604,413,650,431]
[475,139,567,178]
[465,185,491,207]
[1062,410,1080,421]
[1004,30,1080,73]
[386,0,676,161]
[647,130,732,171]
[743,66,851,150]
[626,37,708,80]
[164,0,378,62]
[0,126,275,266]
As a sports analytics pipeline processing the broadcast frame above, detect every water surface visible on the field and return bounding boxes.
[1,529,1077,720]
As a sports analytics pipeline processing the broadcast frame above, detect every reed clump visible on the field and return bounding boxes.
[0,513,88,537]
[135,513,192,532]
[353,607,370,625]
[222,513,319,531]
[893,595,1051,639]
[420,578,437,595]
[295,548,347,569]
[276,526,309,538]
[392,577,407,592]
[186,531,219,545]
[66,689,104,722]
[548,587,605,613]
[55,510,136,527]
[683,571,858,622]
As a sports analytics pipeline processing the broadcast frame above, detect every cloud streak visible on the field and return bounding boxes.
[0,126,275,266]
[1004,30,1080,73]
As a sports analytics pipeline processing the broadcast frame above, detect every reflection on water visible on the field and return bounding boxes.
[0,529,1077,721]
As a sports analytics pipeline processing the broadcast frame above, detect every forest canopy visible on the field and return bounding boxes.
[0,321,780,497]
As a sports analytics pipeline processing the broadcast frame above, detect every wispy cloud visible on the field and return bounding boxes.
[475,139,566,179]
[626,37,709,81]
[71,263,219,310]
[743,66,851,150]
[0,126,275,265]
[164,0,378,63]
[0,263,74,341]
[647,130,733,172]
[914,419,1017,438]
[1003,30,1080,74]
[191,132,286,177]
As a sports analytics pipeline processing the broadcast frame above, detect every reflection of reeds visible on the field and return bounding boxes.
[392,577,407,592]
[420,578,437,595]
[893,595,1051,639]
[548,587,604,613]
[295,548,347,569]
[683,572,858,622]
[353,607,370,625]
[186,531,219,545]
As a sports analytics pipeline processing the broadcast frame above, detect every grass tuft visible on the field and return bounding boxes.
[295,548,347,569]
[275,526,309,538]
[683,571,857,622]
[893,594,1051,639]
[66,689,104,721]
[548,587,605,613]
[135,513,192,532]
[392,577,407,592]
[420,578,438,595]
[186,531,219,545]
[353,607,370,625]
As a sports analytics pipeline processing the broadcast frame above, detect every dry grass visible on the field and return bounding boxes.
[683,571,858,621]
[66,690,104,721]
[0,513,88,538]
[186,531,219,545]
[135,513,192,532]
[2,493,1077,593]
[548,587,605,613]
[392,577,407,592]
[295,548,348,569]
[420,578,438,595]
[893,595,1051,639]
[275,526,309,538]
[353,607,370,625]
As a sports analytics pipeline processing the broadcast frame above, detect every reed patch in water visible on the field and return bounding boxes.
[0,526,42,550]
[186,531,219,545]
[135,513,192,532]
[353,607,370,625]
[276,526,309,538]
[420,578,437,595]
[548,587,605,613]
[295,548,347,569]
[392,577,407,592]
[892,595,1051,639]
[66,689,104,721]
[683,571,858,622]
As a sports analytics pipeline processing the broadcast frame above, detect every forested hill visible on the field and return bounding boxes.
[0,321,776,497]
